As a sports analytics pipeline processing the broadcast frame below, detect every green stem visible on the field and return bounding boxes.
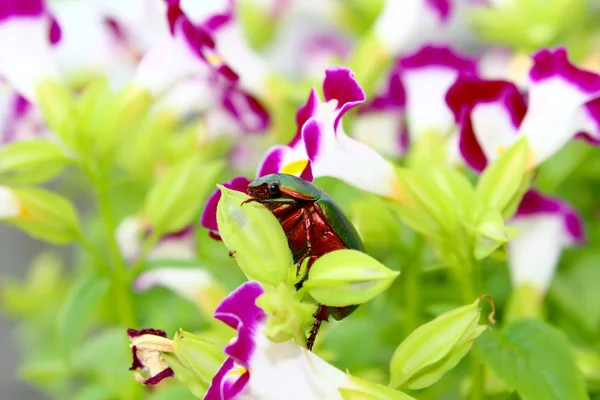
[470,360,485,400]
[404,260,421,335]
[96,181,137,327]
[468,258,485,400]
[78,234,112,277]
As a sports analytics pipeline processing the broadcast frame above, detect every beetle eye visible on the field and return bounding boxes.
[267,182,280,196]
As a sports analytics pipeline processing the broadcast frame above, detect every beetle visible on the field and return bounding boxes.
[245,173,365,350]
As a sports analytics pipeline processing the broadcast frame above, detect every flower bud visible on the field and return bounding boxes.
[389,297,491,390]
[340,375,416,400]
[216,186,292,286]
[5,187,81,244]
[0,140,70,184]
[172,330,224,384]
[303,250,399,307]
[473,209,518,260]
[144,157,223,234]
[36,80,75,145]
[255,283,315,343]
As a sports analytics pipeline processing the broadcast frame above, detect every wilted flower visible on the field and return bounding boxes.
[128,328,175,385]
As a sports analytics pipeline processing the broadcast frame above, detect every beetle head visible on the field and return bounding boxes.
[247,174,283,201]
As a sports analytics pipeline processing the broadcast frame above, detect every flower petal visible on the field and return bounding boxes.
[446,75,526,170]
[290,88,320,148]
[0,186,23,218]
[322,67,365,130]
[520,47,600,164]
[304,118,398,198]
[0,0,62,101]
[399,45,477,139]
[115,215,146,260]
[213,281,266,367]
[127,328,175,385]
[574,98,600,145]
[134,267,215,303]
[508,190,585,294]
[200,176,251,235]
[205,357,250,400]
[221,87,270,134]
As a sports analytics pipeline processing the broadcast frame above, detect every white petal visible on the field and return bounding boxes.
[521,77,600,164]
[115,216,145,260]
[0,19,61,101]
[245,335,350,400]
[403,67,458,138]
[133,35,207,97]
[471,101,520,162]
[508,214,566,294]
[351,111,404,158]
[149,235,197,262]
[373,1,425,54]
[0,186,21,219]
[134,267,215,305]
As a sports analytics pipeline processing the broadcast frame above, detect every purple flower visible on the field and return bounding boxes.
[205,281,353,399]
[508,190,585,294]
[128,328,175,385]
[447,47,600,171]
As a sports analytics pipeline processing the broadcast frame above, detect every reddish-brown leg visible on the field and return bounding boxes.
[306,305,330,351]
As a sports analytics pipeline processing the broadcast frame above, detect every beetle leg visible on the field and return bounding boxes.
[306,305,329,351]
[295,209,313,274]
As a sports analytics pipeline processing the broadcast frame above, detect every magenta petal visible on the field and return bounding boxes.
[291,89,320,147]
[299,161,314,182]
[446,76,526,171]
[200,176,251,233]
[303,119,324,161]
[426,0,453,21]
[214,281,266,366]
[48,14,61,44]
[127,328,168,339]
[516,190,586,244]
[530,48,600,94]
[0,0,45,20]
[257,146,286,177]
[144,367,175,385]
[323,67,366,130]
[206,358,250,400]
[359,70,406,113]
[399,45,477,76]
[576,98,600,145]
[222,89,270,134]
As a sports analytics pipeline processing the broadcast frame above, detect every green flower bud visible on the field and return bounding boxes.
[144,157,223,234]
[4,187,81,244]
[36,80,75,145]
[0,140,70,184]
[216,186,292,286]
[475,137,530,216]
[389,297,491,390]
[172,330,225,384]
[255,283,315,343]
[473,209,518,260]
[162,353,208,398]
[303,250,399,307]
[340,375,415,400]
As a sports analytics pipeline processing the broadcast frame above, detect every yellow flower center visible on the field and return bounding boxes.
[205,51,223,67]
[226,365,248,378]
[281,159,309,176]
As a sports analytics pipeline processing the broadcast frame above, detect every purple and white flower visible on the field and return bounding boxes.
[447,47,600,171]
[0,0,62,101]
[115,215,196,262]
[508,190,585,294]
[0,91,47,143]
[257,67,398,197]
[205,281,359,400]
[128,328,175,385]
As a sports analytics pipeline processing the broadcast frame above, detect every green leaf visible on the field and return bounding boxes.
[475,137,529,215]
[73,385,114,400]
[144,157,223,233]
[8,187,82,244]
[56,275,110,357]
[474,319,589,400]
[0,140,70,184]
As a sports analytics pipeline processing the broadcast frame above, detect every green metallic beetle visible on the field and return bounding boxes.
[246,173,365,350]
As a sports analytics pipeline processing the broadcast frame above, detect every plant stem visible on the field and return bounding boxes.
[470,360,485,400]
[96,181,137,327]
[128,230,163,279]
[404,260,421,335]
